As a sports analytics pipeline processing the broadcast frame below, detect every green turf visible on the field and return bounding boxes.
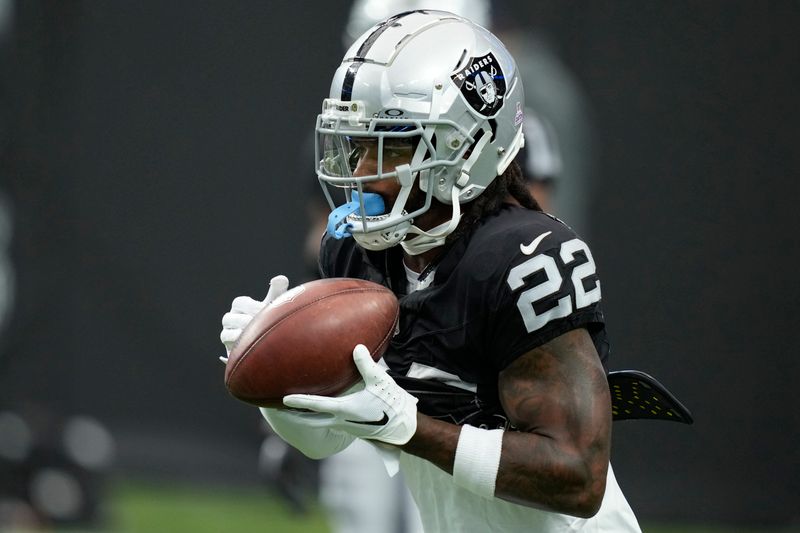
[98,479,794,533]
[110,479,330,533]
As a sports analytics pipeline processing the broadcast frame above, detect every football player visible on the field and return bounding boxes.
[222,10,641,532]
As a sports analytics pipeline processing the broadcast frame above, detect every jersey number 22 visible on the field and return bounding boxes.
[507,238,601,333]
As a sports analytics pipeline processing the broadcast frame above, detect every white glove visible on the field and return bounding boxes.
[259,407,356,460]
[283,344,418,446]
[219,275,289,359]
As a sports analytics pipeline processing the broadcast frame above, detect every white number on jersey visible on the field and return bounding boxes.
[507,238,601,333]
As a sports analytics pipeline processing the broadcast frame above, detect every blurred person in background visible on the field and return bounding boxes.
[222,9,642,533]
[493,16,595,235]
[516,111,561,212]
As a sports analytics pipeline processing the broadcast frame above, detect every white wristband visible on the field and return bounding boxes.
[452,424,504,499]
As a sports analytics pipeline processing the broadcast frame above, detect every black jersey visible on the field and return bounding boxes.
[319,204,609,430]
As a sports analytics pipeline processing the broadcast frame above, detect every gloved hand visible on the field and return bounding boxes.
[260,407,356,460]
[219,275,356,459]
[220,275,289,359]
[283,344,418,446]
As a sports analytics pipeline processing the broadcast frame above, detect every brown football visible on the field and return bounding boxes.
[224,278,399,408]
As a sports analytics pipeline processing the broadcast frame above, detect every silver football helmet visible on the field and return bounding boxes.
[315,10,525,254]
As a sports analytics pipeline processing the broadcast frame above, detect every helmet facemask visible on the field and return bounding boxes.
[315,104,473,253]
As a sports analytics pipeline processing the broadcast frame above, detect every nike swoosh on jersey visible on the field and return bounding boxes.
[345,411,390,426]
[520,230,552,255]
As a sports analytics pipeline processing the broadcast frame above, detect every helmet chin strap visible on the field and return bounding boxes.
[401,186,462,256]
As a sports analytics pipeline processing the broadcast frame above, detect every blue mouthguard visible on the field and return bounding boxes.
[326,192,386,239]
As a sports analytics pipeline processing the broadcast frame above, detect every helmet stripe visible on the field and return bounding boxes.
[341,10,422,101]
[355,10,419,57]
[341,61,364,101]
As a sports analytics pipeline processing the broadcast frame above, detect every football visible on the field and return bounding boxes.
[224,278,399,408]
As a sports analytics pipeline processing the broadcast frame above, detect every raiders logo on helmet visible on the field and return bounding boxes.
[450,52,506,116]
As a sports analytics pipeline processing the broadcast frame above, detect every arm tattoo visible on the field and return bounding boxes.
[495,327,612,517]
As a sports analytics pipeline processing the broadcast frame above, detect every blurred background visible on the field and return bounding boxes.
[1,1,798,531]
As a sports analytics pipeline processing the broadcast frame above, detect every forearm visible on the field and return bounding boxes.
[400,413,607,518]
[400,413,460,474]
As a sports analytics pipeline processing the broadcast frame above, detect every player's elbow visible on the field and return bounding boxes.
[503,459,608,518]
[542,474,605,518]
[565,462,607,518]
[533,453,607,518]
[569,487,604,519]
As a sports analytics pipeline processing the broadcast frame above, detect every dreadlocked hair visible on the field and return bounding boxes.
[446,160,541,246]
